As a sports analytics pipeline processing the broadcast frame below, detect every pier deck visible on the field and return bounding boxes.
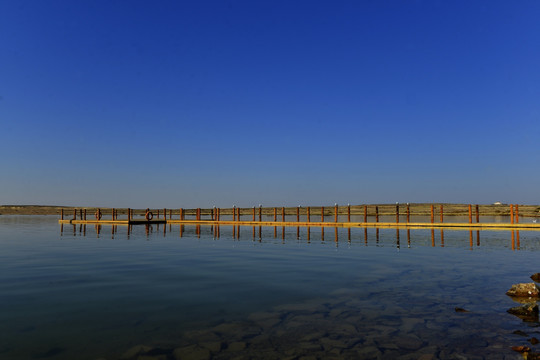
[58,219,540,230]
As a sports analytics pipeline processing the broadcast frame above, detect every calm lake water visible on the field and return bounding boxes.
[1,216,539,360]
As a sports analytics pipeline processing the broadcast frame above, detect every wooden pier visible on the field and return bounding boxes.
[58,204,540,230]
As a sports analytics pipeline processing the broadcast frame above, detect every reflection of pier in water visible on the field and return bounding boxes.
[60,223,526,250]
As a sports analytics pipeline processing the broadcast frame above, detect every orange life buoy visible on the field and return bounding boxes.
[145,211,153,221]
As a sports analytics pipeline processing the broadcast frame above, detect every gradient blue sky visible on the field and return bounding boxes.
[1,1,539,208]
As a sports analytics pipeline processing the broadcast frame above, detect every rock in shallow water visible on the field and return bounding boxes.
[507,303,539,322]
[506,283,540,297]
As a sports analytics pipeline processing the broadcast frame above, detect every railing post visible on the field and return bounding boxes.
[274,207,277,222]
[307,207,310,223]
[282,207,285,222]
[396,203,399,223]
[347,204,351,222]
[252,206,255,221]
[297,206,300,222]
[164,208,167,221]
[430,205,434,224]
[364,205,367,223]
[440,204,443,223]
[516,204,519,223]
[61,209,64,220]
[258,205,262,222]
[334,204,338,223]
[510,204,514,224]
[406,203,410,223]
[375,206,379,223]
[468,204,472,224]
[73,208,77,220]
[321,206,324,222]
[475,204,479,223]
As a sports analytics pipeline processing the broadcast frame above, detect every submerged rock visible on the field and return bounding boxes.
[172,345,210,360]
[512,330,529,337]
[511,345,531,353]
[507,303,539,322]
[119,345,153,359]
[506,283,540,297]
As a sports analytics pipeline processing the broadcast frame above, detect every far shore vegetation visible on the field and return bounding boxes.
[1,204,539,218]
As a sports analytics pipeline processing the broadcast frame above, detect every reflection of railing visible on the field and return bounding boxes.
[60,222,531,252]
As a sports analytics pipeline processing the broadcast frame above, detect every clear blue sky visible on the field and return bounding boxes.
[1,1,539,208]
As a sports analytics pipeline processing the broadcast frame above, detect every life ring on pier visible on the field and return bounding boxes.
[145,211,153,221]
[95,210,102,220]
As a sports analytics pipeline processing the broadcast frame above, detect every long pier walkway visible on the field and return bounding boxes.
[58,204,540,230]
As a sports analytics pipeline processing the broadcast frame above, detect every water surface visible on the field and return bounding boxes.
[0,216,539,359]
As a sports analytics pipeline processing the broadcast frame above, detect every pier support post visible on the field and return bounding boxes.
[468,204,472,224]
[73,209,77,220]
[364,205,367,223]
[334,204,338,223]
[406,203,410,223]
[252,207,255,221]
[297,206,300,222]
[164,208,167,221]
[259,205,262,222]
[84,209,87,220]
[61,209,64,220]
[430,205,434,224]
[440,205,443,223]
[375,206,379,223]
[396,203,399,223]
[307,207,310,223]
[282,207,285,222]
[274,208,277,222]
[510,204,514,224]
[321,206,324,222]
[347,204,351,222]
[476,205,479,223]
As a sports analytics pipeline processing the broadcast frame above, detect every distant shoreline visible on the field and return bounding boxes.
[1,204,539,217]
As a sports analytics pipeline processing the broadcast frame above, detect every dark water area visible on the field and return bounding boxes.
[1,216,539,359]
